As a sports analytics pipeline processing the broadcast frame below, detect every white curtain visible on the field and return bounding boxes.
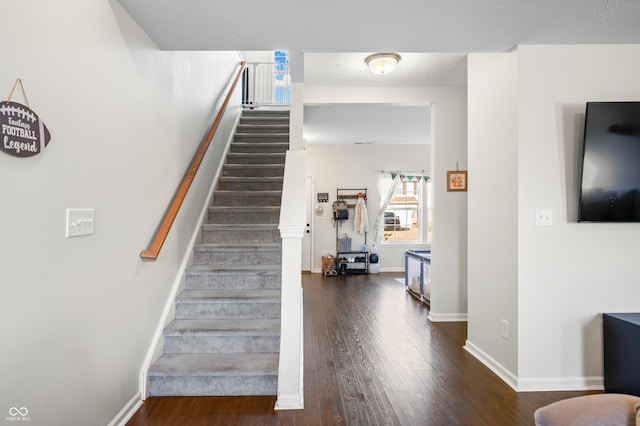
[373,172,401,244]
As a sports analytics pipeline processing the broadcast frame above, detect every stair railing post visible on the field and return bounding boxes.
[275,150,306,410]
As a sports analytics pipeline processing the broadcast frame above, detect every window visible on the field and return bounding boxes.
[273,51,290,105]
[383,176,431,243]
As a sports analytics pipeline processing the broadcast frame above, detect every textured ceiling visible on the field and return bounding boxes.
[117,0,640,87]
[118,0,640,86]
[117,0,640,53]
[303,53,467,87]
[115,0,640,145]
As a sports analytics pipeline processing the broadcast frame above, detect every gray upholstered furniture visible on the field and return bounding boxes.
[534,393,640,426]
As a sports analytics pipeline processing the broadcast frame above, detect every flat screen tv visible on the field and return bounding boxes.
[578,102,640,222]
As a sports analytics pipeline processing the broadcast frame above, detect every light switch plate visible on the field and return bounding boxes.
[66,208,95,237]
[535,208,552,227]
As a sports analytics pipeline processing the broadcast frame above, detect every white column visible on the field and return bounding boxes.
[275,150,306,410]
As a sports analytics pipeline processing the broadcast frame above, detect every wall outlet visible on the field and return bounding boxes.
[501,319,509,340]
[535,208,553,227]
[66,208,95,238]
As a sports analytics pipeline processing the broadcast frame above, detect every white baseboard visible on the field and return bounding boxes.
[380,267,405,273]
[464,340,518,390]
[428,312,468,322]
[274,394,304,410]
[108,393,143,426]
[516,376,604,392]
[463,340,604,392]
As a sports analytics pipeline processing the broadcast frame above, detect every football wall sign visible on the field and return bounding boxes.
[1,79,51,158]
[0,101,51,157]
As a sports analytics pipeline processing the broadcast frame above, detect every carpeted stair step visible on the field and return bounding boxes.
[236,123,289,134]
[200,224,280,244]
[242,109,289,115]
[175,289,281,320]
[212,190,282,207]
[238,117,289,127]
[230,142,289,154]
[208,206,280,224]
[222,164,284,178]
[193,243,281,265]
[148,353,278,396]
[233,133,289,143]
[240,110,289,120]
[239,117,289,125]
[163,318,281,354]
[226,152,286,165]
[185,264,281,290]
[216,176,284,191]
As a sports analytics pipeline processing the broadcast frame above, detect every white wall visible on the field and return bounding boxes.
[0,1,241,425]
[240,51,273,62]
[466,52,519,381]
[304,86,467,318]
[517,44,640,390]
[428,89,468,321]
[467,44,640,391]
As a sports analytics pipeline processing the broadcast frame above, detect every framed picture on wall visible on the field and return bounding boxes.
[447,170,468,192]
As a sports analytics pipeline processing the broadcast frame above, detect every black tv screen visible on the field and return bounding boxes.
[578,102,640,222]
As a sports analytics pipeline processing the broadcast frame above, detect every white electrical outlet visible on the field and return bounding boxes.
[501,319,509,340]
[535,208,553,227]
[66,208,95,238]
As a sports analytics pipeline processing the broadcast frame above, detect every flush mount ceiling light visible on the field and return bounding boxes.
[365,53,401,75]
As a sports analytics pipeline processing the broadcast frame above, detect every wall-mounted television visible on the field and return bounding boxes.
[578,102,640,222]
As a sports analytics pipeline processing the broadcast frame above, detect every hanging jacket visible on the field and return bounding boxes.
[354,196,369,234]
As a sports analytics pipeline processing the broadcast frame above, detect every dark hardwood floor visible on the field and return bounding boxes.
[127,272,594,425]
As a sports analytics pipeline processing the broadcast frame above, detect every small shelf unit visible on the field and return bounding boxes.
[335,188,368,275]
[336,251,369,275]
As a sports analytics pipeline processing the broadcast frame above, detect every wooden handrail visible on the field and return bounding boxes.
[140,61,247,262]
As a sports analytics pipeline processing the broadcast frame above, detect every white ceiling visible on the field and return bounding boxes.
[116,0,640,145]
[117,0,640,53]
[303,52,467,87]
[116,0,640,87]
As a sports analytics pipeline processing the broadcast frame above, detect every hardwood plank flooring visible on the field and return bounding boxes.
[127,272,595,425]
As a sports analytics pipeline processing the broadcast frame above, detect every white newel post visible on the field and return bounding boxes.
[275,150,306,410]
